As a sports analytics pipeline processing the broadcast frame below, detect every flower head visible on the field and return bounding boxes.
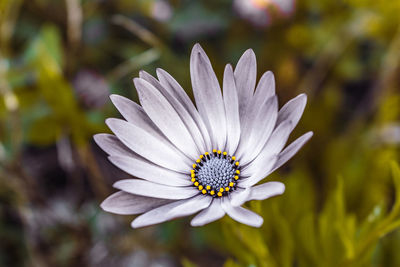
[95,44,312,228]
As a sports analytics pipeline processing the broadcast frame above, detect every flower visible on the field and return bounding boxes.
[233,0,296,27]
[94,44,312,228]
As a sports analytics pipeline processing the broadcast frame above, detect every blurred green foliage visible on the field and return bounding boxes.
[1,0,400,266]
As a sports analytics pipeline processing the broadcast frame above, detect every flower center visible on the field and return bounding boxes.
[190,149,240,197]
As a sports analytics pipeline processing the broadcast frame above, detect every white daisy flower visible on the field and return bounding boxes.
[95,44,312,228]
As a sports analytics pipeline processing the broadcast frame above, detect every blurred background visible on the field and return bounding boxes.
[1,0,400,266]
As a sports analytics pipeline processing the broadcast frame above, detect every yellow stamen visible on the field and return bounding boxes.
[234,175,239,180]
[200,155,204,159]
[191,173,195,178]
[198,185,203,190]
[212,149,217,153]
[196,159,201,163]
[225,187,230,192]
[217,192,223,197]
[219,188,224,193]
[194,181,199,186]
[190,169,195,173]
[210,190,215,195]
[229,182,234,187]
[235,162,240,166]
[191,178,195,182]
[236,170,240,174]
[202,189,207,194]
[223,151,227,156]
[205,152,209,155]
[192,164,197,168]
[217,150,221,154]
[232,156,236,160]
[206,185,211,190]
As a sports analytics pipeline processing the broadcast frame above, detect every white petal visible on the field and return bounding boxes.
[231,182,285,207]
[191,198,225,227]
[239,155,278,188]
[259,120,293,159]
[114,179,199,200]
[157,68,212,151]
[230,188,251,207]
[223,64,241,155]
[190,44,227,149]
[101,191,172,215]
[134,78,199,160]
[271,131,313,172]
[277,94,307,132]
[131,195,211,228]
[139,71,207,154]
[167,194,212,218]
[94,133,136,157]
[221,197,263,227]
[237,96,278,165]
[254,71,275,102]
[234,49,257,123]
[241,120,293,176]
[109,156,192,187]
[106,118,191,172]
[110,94,164,140]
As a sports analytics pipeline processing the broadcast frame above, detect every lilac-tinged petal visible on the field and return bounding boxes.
[237,96,278,165]
[271,131,313,172]
[110,94,164,140]
[167,194,212,218]
[114,179,199,200]
[277,93,307,132]
[106,118,191,172]
[231,182,285,207]
[223,64,241,155]
[157,68,212,151]
[190,44,227,149]
[191,198,225,227]
[94,133,136,157]
[131,195,211,228]
[239,155,278,188]
[109,156,192,187]
[222,197,263,227]
[139,71,207,154]
[101,191,172,215]
[134,78,199,160]
[234,49,257,122]
[254,71,275,102]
